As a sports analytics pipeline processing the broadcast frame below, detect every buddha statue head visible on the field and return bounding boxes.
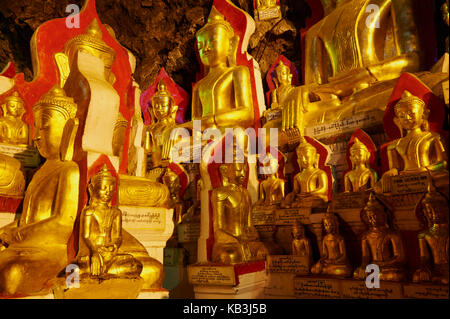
[323,206,340,235]
[150,81,177,123]
[260,152,279,176]
[33,86,77,160]
[1,92,26,119]
[292,219,306,239]
[64,19,116,83]
[89,164,116,205]
[442,0,449,27]
[296,139,319,170]
[196,6,238,70]
[362,193,389,228]
[419,184,449,226]
[349,138,370,168]
[274,61,292,87]
[394,91,429,136]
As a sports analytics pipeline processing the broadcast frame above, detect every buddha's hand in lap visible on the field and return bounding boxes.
[90,253,104,276]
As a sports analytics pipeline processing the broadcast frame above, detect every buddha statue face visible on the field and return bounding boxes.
[33,86,77,160]
[421,193,448,225]
[90,165,115,204]
[292,223,305,239]
[196,7,234,69]
[365,208,387,228]
[297,145,317,169]
[151,82,174,122]
[275,62,292,86]
[197,26,231,68]
[261,153,279,175]
[220,161,247,186]
[34,110,66,159]
[350,139,370,167]
[323,216,338,234]
[3,93,25,118]
[394,93,428,132]
[163,170,181,196]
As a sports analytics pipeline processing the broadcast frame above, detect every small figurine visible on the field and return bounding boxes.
[291,220,312,268]
[282,138,328,208]
[412,184,449,285]
[311,207,352,277]
[254,152,285,207]
[77,165,143,278]
[353,193,406,282]
[0,92,28,145]
[143,81,178,170]
[344,138,377,192]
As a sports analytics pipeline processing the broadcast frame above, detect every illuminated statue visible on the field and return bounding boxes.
[413,186,449,285]
[344,138,377,192]
[0,92,28,145]
[353,193,406,282]
[382,92,448,185]
[192,6,254,131]
[270,61,305,132]
[0,86,80,296]
[211,157,264,264]
[0,154,26,199]
[291,220,312,267]
[254,152,285,207]
[76,165,142,278]
[282,139,328,208]
[311,208,352,277]
[143,81,178,170]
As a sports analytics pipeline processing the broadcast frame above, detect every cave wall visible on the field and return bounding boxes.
[0,0,312,105]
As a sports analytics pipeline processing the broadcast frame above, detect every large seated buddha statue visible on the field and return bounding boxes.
[0,86,80,296]
[288,0,424,126]
[191,6,255,132]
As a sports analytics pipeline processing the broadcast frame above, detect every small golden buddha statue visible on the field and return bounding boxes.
[270,61,306,132]
[281,139,329,208]
[291,220,312,266]
[254,152,285,207]
[413,186,449,285]
[191,6,254,131]
[344,138,377,192]
[0,86,80,296]
[76,165,142,278]
[382,91,448,186]
[143,81,178,170]
[211,159,264,264]
[0,92,29,145]
[311,208,352,277]
[162,168,184,225]
[353,193,406,282]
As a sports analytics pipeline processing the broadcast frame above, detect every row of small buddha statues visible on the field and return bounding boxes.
[289,190,448,285]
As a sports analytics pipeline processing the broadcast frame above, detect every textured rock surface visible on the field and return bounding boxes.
[0,0,310,100]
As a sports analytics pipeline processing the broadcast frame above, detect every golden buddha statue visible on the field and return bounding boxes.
[211,159,265,264]
[162,168,184,225]
[281,139,328,208]
[143,81,178,170]
[254,152,285,207]
[0,92,29,145]
[344,138,377,192]
[191,6,254,131]
[0,86,80,296]
[381,91,448,187]
[291,220,312,265]
[269,61,306,133]
[76,165,142,278]
[413,186,449,285]
[306,0,421,94]
[353,193,406,282]
[311,208,352,277]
